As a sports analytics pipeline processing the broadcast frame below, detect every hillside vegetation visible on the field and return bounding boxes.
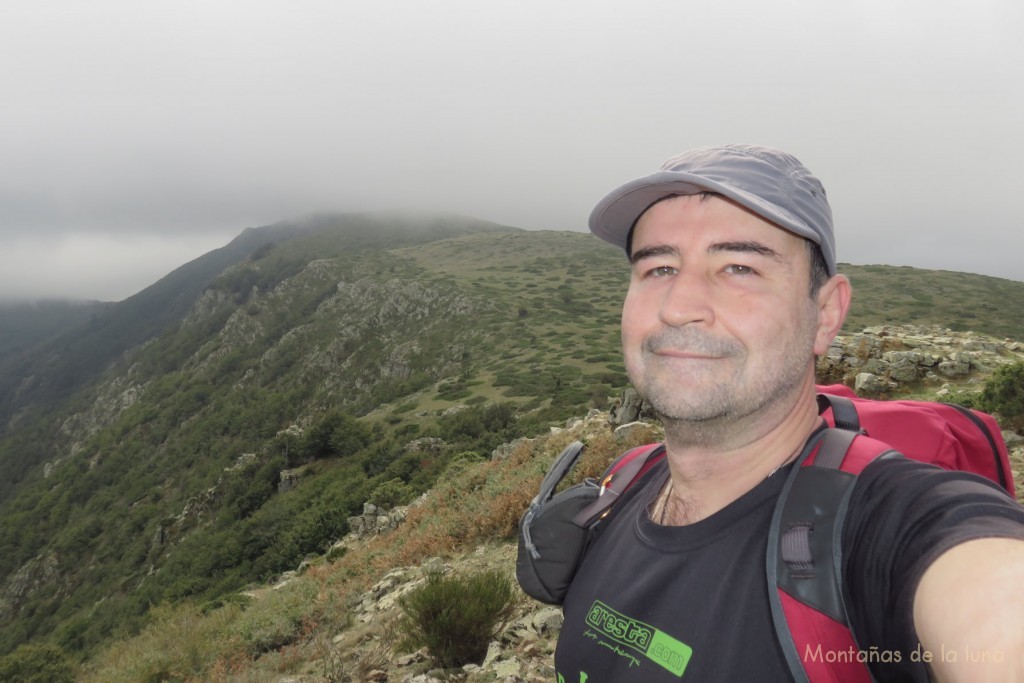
[0,216,631,662]
[0,212,1021,679]
[840,263,1024,339]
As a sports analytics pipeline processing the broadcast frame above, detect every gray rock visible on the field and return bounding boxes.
[609,387,652,425]
[482,640,503,667]
[532,607,564,635]
[938,361,970,378]
[492,437,534,461]
[421,557,446,574]
[884,352,921,383]
[1003,431,1024,447]
[278,468,306,493]
[395,647,428,667]
[402,674,442,683]
[492,658,522,678]
[860,358,889,376]
[854,373,897,395]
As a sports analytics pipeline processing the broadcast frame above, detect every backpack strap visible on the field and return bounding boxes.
[572,443,665,528]
[767,427,900,683]
[520,441,587,560]
[533,441,586,506]
[817,393,862,433]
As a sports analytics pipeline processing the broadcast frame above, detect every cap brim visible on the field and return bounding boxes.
[589,171,819,253]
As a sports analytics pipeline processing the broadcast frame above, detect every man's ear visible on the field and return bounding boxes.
[813,274,851,356]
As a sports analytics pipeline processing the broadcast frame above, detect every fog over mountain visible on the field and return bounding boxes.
[1,0,1021,301]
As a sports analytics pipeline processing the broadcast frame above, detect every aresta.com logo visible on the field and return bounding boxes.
[584,600,693,676]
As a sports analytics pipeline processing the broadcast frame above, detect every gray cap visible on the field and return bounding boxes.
[589,144,836,275]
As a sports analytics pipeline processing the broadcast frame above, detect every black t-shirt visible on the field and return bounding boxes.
[554,454,1024,682]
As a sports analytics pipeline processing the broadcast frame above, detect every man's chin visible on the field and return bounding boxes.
[654,405,733,425]
[641,389,737,424]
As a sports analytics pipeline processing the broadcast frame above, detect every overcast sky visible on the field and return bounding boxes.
[1,0,1021,301]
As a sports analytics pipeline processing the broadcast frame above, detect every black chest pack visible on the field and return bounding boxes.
[516,386,1014,683]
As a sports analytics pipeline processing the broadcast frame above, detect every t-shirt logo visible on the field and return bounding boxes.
[584,600,693,676]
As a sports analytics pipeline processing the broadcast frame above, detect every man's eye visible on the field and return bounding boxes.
[724,264,756,276]
[648,265,677,278]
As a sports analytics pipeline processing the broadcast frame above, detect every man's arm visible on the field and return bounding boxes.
[914,537,1024,682]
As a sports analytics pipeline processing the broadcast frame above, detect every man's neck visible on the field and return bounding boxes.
[656,381,821,525]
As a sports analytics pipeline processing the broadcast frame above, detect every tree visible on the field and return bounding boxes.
[300,411,371,462]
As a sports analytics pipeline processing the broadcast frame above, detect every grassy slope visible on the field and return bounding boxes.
[839,264,1024,338]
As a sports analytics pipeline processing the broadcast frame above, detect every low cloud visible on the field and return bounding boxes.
[1,232,238,302]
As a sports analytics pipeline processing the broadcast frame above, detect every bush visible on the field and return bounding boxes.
[397,570,515,668]
[980,362,1024,431]
[236,579,318,656]
[0,642,76,683]
[300,411,372,462]
[370,478,415,509]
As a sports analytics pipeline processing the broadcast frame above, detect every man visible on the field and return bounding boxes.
[554,145,1024,681]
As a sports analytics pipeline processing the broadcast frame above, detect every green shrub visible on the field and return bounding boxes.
[397,570,515,668]
[370,478,416,508]
[950,394,979,411]
[236,579,318,655]
[980,362,1024,431]
[300,411,372,462]
[0,642,76,683]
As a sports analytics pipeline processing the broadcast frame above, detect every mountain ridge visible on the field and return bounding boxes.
[0,212,518,440]
[0,211,1021,674]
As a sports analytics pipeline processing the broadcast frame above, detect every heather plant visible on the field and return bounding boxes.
[980,362,1024,431]
[397,569,515,668]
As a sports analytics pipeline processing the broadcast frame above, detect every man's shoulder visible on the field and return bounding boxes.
[842,451,1024,556]
[855,452,1016,501]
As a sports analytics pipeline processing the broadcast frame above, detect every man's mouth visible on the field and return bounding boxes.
[652,348,723,360]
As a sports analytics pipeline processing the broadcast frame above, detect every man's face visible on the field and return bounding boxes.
[621,194,824,426]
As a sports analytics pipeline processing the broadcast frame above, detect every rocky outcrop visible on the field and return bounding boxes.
[0,553,68,624]
[491,437,534,461]
[406,437,447,455]
[156,453,270,546]
[819,325,1023,396]
[278,467,308,493]
[345,502,410,541]
[55,363,148,464]
[296,277,492,399]
[172,485,222,533]
[608,386,655,426]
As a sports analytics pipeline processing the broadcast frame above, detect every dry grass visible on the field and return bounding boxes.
[80,601,245,682]
[310,616,399,682]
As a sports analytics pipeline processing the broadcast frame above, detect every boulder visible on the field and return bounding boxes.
[855,373,888,395]
[609,387,651,425]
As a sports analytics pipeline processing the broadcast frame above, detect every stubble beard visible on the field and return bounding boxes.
[627,314,818,448]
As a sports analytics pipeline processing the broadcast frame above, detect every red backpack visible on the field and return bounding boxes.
[570,385,1015,683]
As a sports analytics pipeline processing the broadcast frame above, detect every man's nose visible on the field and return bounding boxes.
[659,271,715,328]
